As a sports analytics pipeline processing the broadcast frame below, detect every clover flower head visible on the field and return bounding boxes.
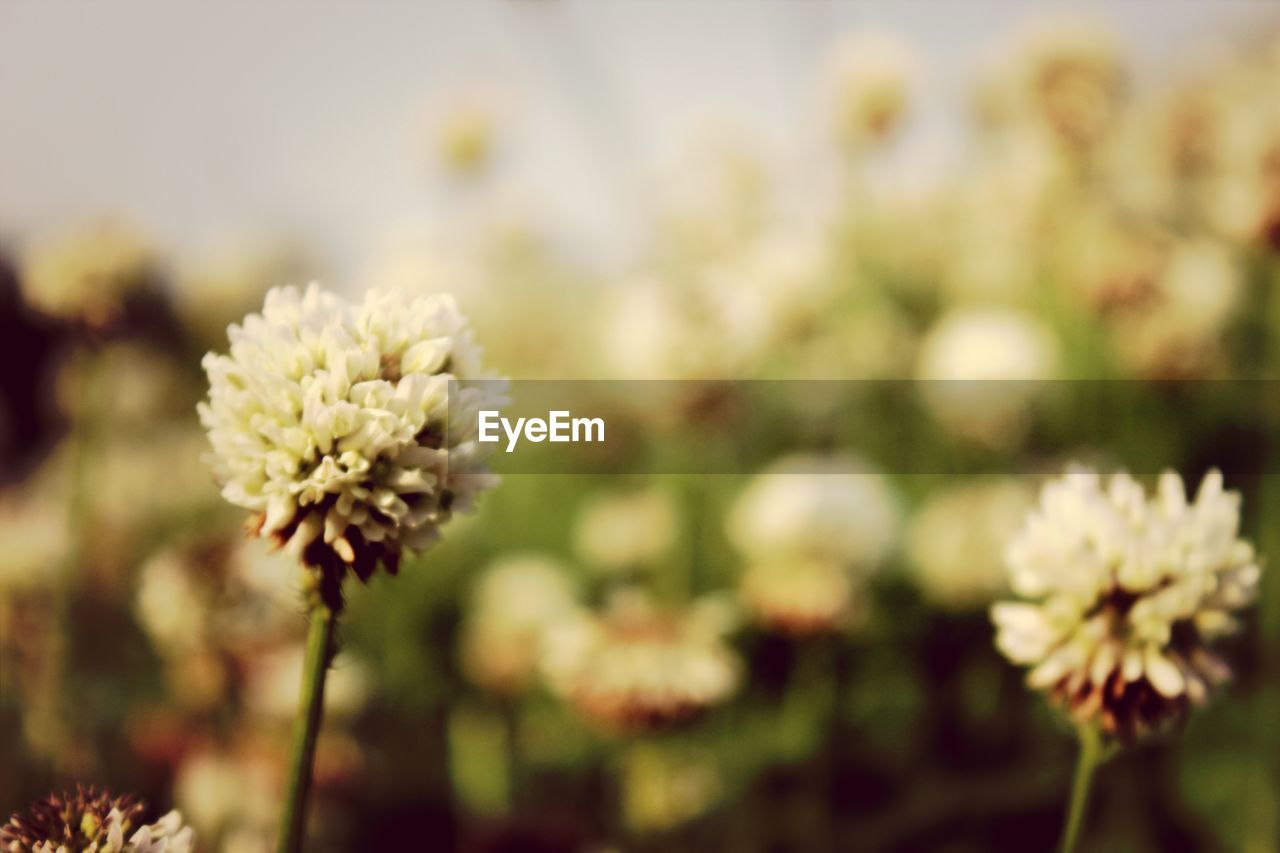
[199,284,504,596]
[573,487,679,573]
[0,485,66,595]
[542,592,741,732]
[992,467,1261,740]
[0,787,193,853]
[21,223,156,330]
[1013,20,1123,147]
[906,478,1033,610]
[436,102,497,178]
[916,308,1059,446]
[460,554,581,696]
[825,32,916,145]
[727,454,899,571]
[739,557,853,637]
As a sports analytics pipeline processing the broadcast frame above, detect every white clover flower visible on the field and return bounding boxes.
[199,284,503,590]
[726,454,899,571]
[123,812,194,853]
[459,554,581,695]
[1111,239,1242,379]
[2,788,193,853]
[134,537,306,673]
[572,487,679,573]
[916,307,1059,447]
[134,549,207,655]
[542,592,741,732]
[0,486,66,594]
[906,478,1034,610]
[992,467,1261,740]
[739,557,854,636]
[20,223,157,330]
[1007,20,1123,148]
[824,32,916,146]
[174,749,278,849]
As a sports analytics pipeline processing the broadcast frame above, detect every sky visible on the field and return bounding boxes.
[0,0,1275,275]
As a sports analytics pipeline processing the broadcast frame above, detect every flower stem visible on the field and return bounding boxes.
[277,598,337,853]
[1059,724,1103,853]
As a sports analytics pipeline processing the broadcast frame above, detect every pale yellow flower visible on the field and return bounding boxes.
[459,554,580,696]
[824,32,916,146]
[573,487,678,573]
[726,454,899,571]
[916,307,1059,446]
[906,478,1033,610]
[739,557,853,636]
[21,223,156,329]
[543,592,740,732]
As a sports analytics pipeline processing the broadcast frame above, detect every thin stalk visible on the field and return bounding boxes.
[501,699,522,812]
[31,348,99,775]
[1059,725,1104,853]
[277,600,337,853]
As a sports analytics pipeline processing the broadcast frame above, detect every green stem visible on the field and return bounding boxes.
[1059,725,1104,853]
[277,599,337,853]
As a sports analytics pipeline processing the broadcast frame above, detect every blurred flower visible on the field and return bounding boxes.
[21,222,158,330]
[135,537,304,675]
[726,453,899,570]
[603,276,684,380]
[135,548,208,655]
[572,487,678,573]
[824,32,916,147]
[916,307,1059,446]
[905,478,1034,610]
[86,429,227,575]
[992,467,1260,740]
[1111,239,1242,378]
[173,243,310,351]
[605,228,832,380]
[621,743,724,833]
[942,130,1063,305]
[1009,20,1124,149]
[1052,202,1163,316]
[0,484,66,595]
[199,284,503,589]
[365,225,594,378]
[174,748,277,852]
[459,554,580,696]
[244,647,372,721]
[739,557,853,636]
[55,342,190,429]
[543,591,740,732]
[0,787,193,853]
[436,103,497,178]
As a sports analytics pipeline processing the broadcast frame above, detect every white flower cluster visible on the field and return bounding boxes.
[542,592,741,731]
[992,467,1261,739]
[726,453,899,570]
[112,811,194,853]
[824,32,916,145]
[459,554,581,695]
[726,454,899,635]
[199,284,503,583]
